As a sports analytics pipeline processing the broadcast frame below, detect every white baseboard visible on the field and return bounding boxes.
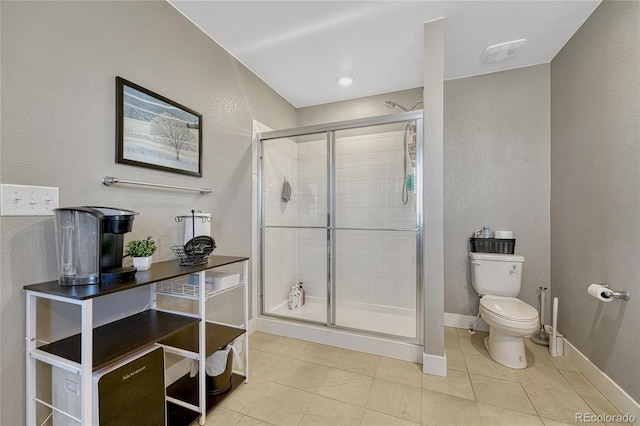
[165,358,192,386]
[564,339,640,421]
[444,312,489,332]
[423,352,447,376]
[247,318,257,335]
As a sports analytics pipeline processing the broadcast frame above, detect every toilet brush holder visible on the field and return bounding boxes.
[531,325,549,346]
[531,286,549,346]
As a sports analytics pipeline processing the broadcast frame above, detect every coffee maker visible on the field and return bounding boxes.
[54,207,139,285]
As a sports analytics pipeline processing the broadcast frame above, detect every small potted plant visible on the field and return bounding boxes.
[125,236,157,271]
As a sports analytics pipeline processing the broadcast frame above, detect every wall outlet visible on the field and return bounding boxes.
[0,184,60,216]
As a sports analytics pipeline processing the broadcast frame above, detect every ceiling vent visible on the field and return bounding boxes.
[480,39,526,64]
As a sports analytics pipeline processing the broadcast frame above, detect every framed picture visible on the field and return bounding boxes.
[116,77,202,177]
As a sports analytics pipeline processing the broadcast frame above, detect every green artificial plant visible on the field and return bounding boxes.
[125,236,157,258]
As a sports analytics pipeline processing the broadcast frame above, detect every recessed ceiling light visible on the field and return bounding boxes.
[336,74,355,86]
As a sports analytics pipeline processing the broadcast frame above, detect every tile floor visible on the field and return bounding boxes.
[202,328,630,425]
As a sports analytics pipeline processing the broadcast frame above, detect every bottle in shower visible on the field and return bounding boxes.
[298,282,306,306]
[288,285,301,310]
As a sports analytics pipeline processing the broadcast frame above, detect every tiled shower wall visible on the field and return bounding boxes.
[332,131,417,310]
[261,137,298,312]
[261,129,417,313]
[294,139,328,302]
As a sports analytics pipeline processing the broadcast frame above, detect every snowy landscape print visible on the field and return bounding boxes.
[117,78,202,176]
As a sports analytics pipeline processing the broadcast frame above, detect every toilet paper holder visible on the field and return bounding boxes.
[591,283,630,301]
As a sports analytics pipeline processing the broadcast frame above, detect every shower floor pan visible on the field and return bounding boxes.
[267,296,416,338]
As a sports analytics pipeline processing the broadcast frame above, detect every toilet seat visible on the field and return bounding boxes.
[480,295,538,322]
[480,295,539,335]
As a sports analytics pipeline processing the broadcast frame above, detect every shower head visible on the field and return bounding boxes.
[410,100,424,110]
[384,100,408,112]
[384,100,424,112]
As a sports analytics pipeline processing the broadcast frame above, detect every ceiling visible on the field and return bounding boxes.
[168,1,601,108]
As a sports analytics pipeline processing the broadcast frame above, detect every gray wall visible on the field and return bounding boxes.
[0,1,295,424]
[297,87,424,125]
[551,0,640,403]
[444,65,551,317]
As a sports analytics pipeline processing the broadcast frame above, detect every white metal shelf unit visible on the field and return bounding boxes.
[24,256,250,426]
[151,261,249,426]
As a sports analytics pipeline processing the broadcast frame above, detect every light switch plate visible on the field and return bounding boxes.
[0,184,60,216]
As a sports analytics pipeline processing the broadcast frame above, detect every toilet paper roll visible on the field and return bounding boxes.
[494,230,513,239]
[183,213,211,244]
[587,283,613,302]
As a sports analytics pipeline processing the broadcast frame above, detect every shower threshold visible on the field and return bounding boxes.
[267,296,416,338]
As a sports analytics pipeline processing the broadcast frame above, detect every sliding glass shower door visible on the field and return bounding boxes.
[332,125,419,338]
[258,112,423,341]
[260,132,328,324]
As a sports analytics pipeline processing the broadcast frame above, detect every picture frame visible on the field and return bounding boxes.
[116,77,202,177]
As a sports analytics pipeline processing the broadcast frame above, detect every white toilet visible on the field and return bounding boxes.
[469,252,539,369]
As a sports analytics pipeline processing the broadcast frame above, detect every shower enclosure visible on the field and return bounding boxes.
[255,110,423,344]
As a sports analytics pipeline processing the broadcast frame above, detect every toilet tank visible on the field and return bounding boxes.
[469,252,525,297]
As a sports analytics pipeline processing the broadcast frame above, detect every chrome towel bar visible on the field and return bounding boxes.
[101,176,212,194]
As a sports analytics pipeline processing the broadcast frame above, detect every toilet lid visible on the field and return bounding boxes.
[480,295,538,322]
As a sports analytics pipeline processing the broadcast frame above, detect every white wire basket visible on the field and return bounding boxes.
[156,276,243,300]
[156,277,217,299]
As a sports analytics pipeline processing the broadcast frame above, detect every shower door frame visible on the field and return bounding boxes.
[257,110,424,344]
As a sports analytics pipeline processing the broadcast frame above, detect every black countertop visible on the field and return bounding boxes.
[23,255,249,300]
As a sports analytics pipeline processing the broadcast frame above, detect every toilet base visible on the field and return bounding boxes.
[484,328,528,369]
